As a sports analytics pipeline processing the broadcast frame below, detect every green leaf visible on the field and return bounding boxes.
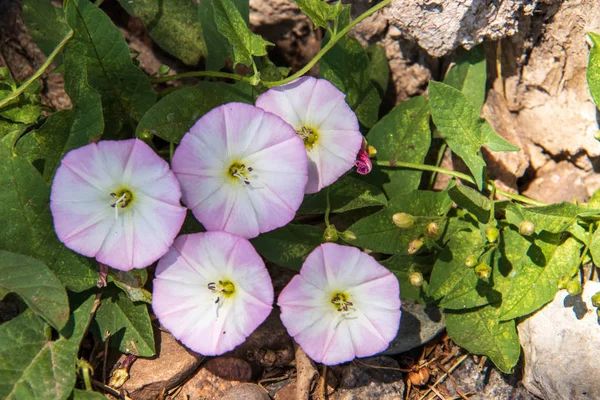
[381,255,433,303]
[64,0,156,136]
[366,44,390,97]
[347,190,452,254]
[367,96,431,198]
[22,0,70,62]
[0,251,69,330]
[321,36,381,129]
[0,294,95,400]
[480,120,520,152]
[199,0,249,71]
[117,0,205,65]
[590,228,600,266]
[448,185,492,224]
[0,80,42,124]
[69,389,108,400]
[295,0,343,30]
[299,175,387,214]
[17,38,103,183]
[136,82,254,143]
[505,202,582,234]
[251,225,323,270]
[258,56,291,82]
[108,269,151,304]
[94,286,155,357]
[0,130,98,291]
[428,81,487,189]
[446,305,520,374]
[428,229,494,309]
[587,32,600,108]
[213,0,272,68]
[444,45,486,111]
[498,232,581,321]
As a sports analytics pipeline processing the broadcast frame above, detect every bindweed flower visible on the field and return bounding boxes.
[355,138,372,175]
[153,231,273,356]
[256,77,363,194]
[50,139,186,271]
[278,243,401,365]
[172,103,308,239]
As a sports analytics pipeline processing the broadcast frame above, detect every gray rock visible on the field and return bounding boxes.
[330,356,405,400]
[522,160,590,204]
[388,0,535,57]
[518,281,600,400]
[446,356,536,400]
[384,299,446,355]
[221,383,271,400]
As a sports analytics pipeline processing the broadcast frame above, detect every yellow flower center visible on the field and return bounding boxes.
[297,126,319,150]
[208,280,236,299]
[227,162,253,185]
[331,292,354,313]
[110,189,134,219]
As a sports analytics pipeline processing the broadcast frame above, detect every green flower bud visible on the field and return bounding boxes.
[464,255,478,268]
[341,230,356,241]
[158,64,170,75]
[595,130,600,142]
[392,212,415,229]
[138,130,153,144]
[475,262,491,279]
[407,238,424,255]
[566,280,582,296]
[0,67,8,79]
[592,291,600,308]
[323,225,338,242]
[409,272,424,287]
[485,226,499,243]
[519,220,535,236]
[557,274,570,289]
[424,221,440,239]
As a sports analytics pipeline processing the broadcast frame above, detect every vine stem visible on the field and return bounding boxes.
[375,160,547,207]
[325,187,332,227]
[261,0,392,87]
[149,0,392,87]
[0,30,74,109]
[151,70,254,85]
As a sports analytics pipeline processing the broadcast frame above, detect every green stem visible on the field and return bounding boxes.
[260,0,392,88]
[0,30,73,109]
[375,160,547,207]
[325,187,332,227]
[150,70,254,85]
[169,142,174,162]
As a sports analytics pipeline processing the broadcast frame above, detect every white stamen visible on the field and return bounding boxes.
[112,193,127,220]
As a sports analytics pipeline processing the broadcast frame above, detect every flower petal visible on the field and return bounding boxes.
[173,103,307,238]
[51,139,185,270]
[278,243,401,365]
[153,232,273,356]
[256,77,362,194]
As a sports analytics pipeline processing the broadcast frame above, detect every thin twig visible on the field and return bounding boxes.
[418,353,469,400]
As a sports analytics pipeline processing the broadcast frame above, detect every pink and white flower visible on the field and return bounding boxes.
[50,139,186,271]
[152,231,273,356]
[278,243,401,365]
[355,139,372,175]
[256,77,363,194]
[172,102,308,239]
